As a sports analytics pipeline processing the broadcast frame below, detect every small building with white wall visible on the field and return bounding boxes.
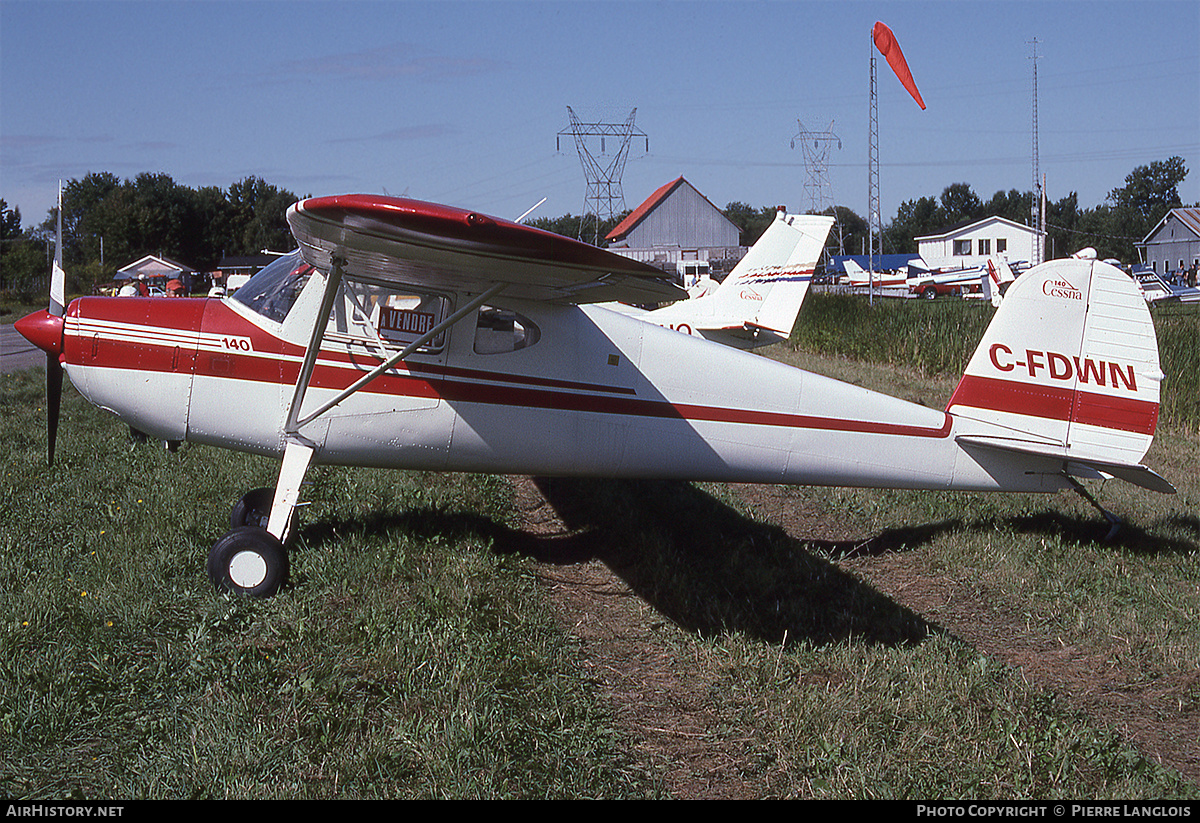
[914,216,1039,269]
[1138,207,1200,276]
[116,254,196,292]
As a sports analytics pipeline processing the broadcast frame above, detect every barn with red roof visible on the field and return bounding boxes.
[605,177,742,266]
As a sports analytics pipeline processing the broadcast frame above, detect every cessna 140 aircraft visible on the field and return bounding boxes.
[16,193,1173,597]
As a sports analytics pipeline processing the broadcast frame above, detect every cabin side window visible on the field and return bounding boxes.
[474,307,541,354]
[335,280,450,354]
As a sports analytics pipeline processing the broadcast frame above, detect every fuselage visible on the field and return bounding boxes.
[44,261,1073,495]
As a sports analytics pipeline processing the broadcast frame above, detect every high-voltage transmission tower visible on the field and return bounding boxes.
[791,119,844,254]
[1028,37,1045,265]
[557,107,647,244]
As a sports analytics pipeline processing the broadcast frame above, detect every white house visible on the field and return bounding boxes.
[1138,207,1200,276]
[914,216,1039,269]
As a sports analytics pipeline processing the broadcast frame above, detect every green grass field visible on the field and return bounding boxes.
[2,294,1198,798]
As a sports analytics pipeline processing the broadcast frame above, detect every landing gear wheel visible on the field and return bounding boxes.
[207,526,289,598]
[231,487,276,530]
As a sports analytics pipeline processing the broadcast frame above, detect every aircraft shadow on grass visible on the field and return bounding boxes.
[299,477,946,649]
[295,476,1196,650]
[1001,510,1199,556]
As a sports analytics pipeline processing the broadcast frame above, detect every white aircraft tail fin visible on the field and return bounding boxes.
[645,210,833,349]
[947,258,1170,491]
[981,256,1016,307]
[714,210,834,335]
[841,258,865,282]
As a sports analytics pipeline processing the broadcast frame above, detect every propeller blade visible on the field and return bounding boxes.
[51,183,66,318]
[46,352,63,466]
[46,182,66,464]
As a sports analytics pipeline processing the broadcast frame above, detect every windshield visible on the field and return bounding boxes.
[232,250,313,323]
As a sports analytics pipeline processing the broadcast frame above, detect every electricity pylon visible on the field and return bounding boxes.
[558,107,647,244]
[792,119,844,255]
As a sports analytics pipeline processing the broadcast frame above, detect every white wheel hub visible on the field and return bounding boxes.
[229,549,268,589]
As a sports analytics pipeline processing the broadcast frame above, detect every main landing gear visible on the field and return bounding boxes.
[207,487,297,598]
[207,526,289,598]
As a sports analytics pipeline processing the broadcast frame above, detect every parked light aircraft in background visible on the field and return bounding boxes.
[1133,267,1200,305]
[16,193,1173,597]
[980,257,1017,306]
[840,258,911,288]
[906,259,992,299]
[610,208,834,350]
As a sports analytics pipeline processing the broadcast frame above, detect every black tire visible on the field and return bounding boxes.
[207,526,289,597]
[230,487,276,530]
[922,286,938,300]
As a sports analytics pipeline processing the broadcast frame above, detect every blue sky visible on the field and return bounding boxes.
[3,0,1198,237]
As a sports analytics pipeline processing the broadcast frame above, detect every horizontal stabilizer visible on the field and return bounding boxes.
[956,435,1176,494]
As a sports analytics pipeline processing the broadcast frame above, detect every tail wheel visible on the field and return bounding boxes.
[207,526,289,598]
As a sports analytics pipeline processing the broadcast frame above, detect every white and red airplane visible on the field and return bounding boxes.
[16,193,1173,597]
[840,258,911,288]
[610,208,834,349]
[906,257,1011,300]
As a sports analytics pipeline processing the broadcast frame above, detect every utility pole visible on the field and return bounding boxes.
[558,107,647,245]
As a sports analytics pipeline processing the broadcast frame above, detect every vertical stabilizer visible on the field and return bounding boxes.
[644,210,833,349]
[713,210,835,335]
[981,257,1016,306]
[948,258,1164,477]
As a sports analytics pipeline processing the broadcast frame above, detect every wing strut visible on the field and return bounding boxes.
[265,261,506,542]
[284,257,346,438]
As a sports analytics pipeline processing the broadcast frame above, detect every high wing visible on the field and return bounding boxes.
[287,194,685,304]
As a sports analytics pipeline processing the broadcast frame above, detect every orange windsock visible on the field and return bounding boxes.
[872,22,926,110]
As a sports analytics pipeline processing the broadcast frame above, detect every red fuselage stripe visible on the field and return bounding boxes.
[67,321,954,439]
[948,374,1158,434]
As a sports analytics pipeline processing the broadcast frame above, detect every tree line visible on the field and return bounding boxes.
[2,172,299,298]
[1,157,1189,299]
[883,156,1189,263]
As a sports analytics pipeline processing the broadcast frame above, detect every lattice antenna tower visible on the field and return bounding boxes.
[791,119,844,254]
[867,44,882,280]
[558,107,648,244]
[1028,38,1044,265]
